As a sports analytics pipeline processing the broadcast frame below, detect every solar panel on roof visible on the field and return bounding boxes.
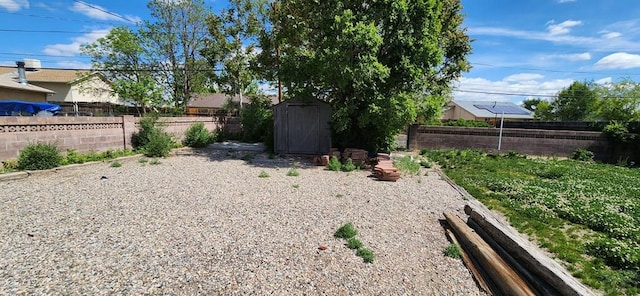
[474,104,531,115]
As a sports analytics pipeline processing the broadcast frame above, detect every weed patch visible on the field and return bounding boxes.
[423,149,640,295]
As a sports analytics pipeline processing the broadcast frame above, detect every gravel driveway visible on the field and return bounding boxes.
[0,149,483,295]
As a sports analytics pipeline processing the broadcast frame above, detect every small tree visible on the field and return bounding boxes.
[240,95,273,143]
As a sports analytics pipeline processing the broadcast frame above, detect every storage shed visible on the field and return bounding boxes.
[273,98,332,154]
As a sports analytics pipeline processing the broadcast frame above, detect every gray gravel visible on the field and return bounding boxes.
[0,149,484,295]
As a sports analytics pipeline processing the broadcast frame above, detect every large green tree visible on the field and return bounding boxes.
[80,27,163,114]
[261,0,471,151]
[594,79,640,122]
[202,0,265,109]
[554,81,598,121]
[140,0,213,112]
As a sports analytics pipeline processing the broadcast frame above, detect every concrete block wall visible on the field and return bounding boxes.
[407,125,615,160]
[0,116,241,162]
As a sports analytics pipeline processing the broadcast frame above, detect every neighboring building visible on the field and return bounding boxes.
[187,93,279,116]
[0,63,55,102]
[443,100,534,123]
[0,59,120,115]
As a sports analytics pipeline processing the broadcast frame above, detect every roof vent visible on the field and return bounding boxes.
[15,61,27,85]
[23,58,41,71]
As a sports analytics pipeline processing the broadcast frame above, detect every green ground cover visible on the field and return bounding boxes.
[423,149,640,295]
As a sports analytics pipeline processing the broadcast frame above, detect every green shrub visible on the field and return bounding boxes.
[334,223,358,239]
[571,148,594,162]
[341,158,356,172]
[603,121,629,143]
[17,142,62,170]
[444,243,462,259]
[346,237,363,250]
[132,115,160,149]
[64,149,87,164]
[143,131,174,157]
[443,119,490,127]
[183,122,216,148]
[287,167,299,176]
[327,156,342,171]
[420,159,432,168]
[356,248,375,263]
[241,95,273,143]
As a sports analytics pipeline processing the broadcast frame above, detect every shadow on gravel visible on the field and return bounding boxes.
[175,146,318,169]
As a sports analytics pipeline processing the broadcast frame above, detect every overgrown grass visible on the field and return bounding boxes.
[110,161,122,168]
[423,149,640,295]
[259,171,270,178]
[394,155,420,175]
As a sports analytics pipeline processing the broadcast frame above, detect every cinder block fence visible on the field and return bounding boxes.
[407,125,631,162]
[0,116,240,162]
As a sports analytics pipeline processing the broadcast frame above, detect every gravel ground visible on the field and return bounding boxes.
[0,149,484,295]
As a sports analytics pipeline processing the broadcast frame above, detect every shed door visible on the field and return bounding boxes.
[287,105,319,154]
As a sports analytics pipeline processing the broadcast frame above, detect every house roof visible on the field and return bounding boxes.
[0,71,56,94]
[189,93,279,108]
[0,66,92,84]
[451,100,534,119]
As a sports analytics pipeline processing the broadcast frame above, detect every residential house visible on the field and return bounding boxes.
[0,59,120,115]
[188,93,279,116]
[443,100,534,124]
[0,63,55,102]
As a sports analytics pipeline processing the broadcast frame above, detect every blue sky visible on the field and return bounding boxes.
[1,0,639,104]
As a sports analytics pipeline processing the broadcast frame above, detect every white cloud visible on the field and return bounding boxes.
[453,75,574,102]
[42,28,111,57]
[557,0,576,3]
[543,52,591,61]
[547,20,582,36]
[70,2,141,23]
[595,77,613,85]
[504,73,544,82]
[599,30,622,39]
[0,0,29,12]
[594,52,640,69]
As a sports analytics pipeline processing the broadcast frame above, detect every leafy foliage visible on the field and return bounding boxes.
[571,148,594,162]
[334,223,358,239]
[444,243,462,259]
[259,0,471,151]
[203,0,263,105]
[443,119,491,127]
[346,238,363,250]
[183,122,216,148]
[341,158,357,172]
[327,156,342,172]
[424,149,640,294]
[603,121,629,143]
[554,81,599,121]
[132,115,175,157]
[17,143,62,170]
[240,95,273,144]
[356,248,375,263]
[286,167,299,176]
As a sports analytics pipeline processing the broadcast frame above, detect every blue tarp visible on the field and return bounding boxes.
[0,100,61,116]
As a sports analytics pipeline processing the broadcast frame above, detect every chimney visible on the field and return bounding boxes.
[16,61,27,85]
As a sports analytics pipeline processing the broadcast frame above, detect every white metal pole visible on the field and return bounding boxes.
[498,111,504,150]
